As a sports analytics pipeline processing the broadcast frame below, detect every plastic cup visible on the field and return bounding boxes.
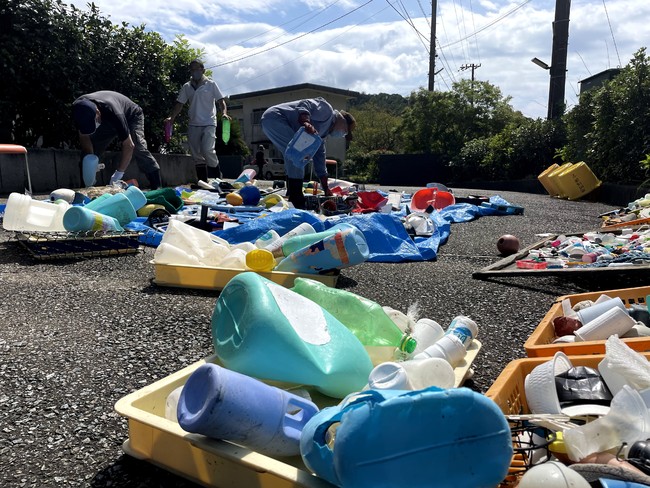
[413,334,466,367]
[368,362,411,390]
[575,297,626,325]
[574,306,636,342]
[445,316,478,350]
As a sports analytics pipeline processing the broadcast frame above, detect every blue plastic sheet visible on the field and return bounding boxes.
[141,194,517,264]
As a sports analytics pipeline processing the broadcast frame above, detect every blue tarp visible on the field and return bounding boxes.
[213,195,516,263]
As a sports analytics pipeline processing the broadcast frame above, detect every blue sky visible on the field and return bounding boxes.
[66,0,650,119]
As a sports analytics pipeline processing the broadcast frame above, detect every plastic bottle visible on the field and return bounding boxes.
[165,385,183,421]
[82,154,100,187]
[61,206,123,232]
[164,120,173,143]
[218,248,248,269]
[254,229,281,249]
[211,272,373,398]
[285,127,322,168]
[444,316,479,350]
[271,223,355,258]
[2,192,69,232]
[413,334,466,367]
[177,363,319,457]
[82,192,136,226]
[221,118,231,144]
[367,358,455,390]
[410,318,445,356]
[274,227,369,274]
[265,222,316,255]
[291,277,416,365]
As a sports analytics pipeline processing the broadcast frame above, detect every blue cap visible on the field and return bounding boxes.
[72,99,98,135]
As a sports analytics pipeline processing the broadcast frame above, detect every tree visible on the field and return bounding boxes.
[563,47,650,184]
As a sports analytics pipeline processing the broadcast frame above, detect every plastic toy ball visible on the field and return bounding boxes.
[497,234,520,255]
[239,185,261,206]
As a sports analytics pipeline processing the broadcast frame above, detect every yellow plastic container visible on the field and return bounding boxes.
[151,261,339,291]
[554,161,602,200]
[546,163,573,198]
[537,163,560,196]
[115,350,481,487]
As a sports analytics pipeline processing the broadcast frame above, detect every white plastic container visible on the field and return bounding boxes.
[410,318,445,356]
[2,192,69,231]
[413,334,466,367]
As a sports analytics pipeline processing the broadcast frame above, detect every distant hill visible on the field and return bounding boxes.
[349,92,408,115]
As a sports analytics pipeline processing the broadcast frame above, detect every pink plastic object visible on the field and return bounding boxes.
[164,120,173,143]
[516,259,548,269]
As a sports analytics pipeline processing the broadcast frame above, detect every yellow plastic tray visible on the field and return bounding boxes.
[115,345,481,488]
[554,161,602,200]
[151,261,339,290]
[524,286,650,357]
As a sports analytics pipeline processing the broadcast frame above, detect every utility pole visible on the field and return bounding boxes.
[460,63,481,81]
[428,0,437,91]
[548,0,571,119]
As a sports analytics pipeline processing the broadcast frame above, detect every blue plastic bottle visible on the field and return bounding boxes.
[211,272,373,398]
[84,192,136,226]
[62,206,124,232]
[177,363,319,457]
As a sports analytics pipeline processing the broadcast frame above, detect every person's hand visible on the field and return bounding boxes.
[164,117,172,124]
[303,122,317,134]
[223,114,232,120]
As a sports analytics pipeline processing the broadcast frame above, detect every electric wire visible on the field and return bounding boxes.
[602,0,622,67]
[207,0,374,69]
[386,0,430,52]
[440,0,533,49]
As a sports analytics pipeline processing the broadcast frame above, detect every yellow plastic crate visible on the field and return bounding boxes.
[554,161,602,200]
[115,346,482,488]
[537,163,560,196]
[524,286,650,358]
[546,163,573,198]
[151,261,339,291]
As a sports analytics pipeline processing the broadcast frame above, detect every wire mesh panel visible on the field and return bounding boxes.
[12,230,142,260]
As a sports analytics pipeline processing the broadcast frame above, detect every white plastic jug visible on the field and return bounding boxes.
[3,193,69,232]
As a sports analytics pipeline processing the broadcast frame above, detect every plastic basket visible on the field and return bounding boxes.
[537,163,560,196]
[524,286,650,357]
[13,230,142,260]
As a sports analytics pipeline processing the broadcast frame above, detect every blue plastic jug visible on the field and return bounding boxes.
[300,387,513,488]
[82,154,99,187]
[274,227,369,274]
[177,363,319,457]
[211,272,373,398]
[284,127,322,168]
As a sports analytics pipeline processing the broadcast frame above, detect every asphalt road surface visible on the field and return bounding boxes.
[1,185,648,487]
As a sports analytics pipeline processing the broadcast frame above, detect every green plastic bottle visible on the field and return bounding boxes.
[291,278,416,364]
[271,223,355,258]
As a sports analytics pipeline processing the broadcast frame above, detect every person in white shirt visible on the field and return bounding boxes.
[165,59,230,181]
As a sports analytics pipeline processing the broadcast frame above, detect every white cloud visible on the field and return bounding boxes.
[65,0,650,119]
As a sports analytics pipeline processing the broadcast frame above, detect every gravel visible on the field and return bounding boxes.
[0,186,648,487]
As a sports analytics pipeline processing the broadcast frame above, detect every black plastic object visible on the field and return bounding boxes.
[555,366,613,406]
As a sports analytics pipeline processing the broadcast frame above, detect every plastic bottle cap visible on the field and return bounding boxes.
[246,249,276,272]
[399,335,417,354]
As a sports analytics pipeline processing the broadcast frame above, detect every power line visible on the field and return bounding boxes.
[602,0,622,67]
[207,0,374,69]
[440,0,533,49]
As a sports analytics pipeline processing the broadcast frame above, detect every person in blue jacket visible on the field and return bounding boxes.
[261,97,355,209]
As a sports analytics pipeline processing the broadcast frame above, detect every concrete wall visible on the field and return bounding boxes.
[0,149,245,195]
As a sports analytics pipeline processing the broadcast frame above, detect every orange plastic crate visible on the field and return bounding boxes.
[524,286,650,358]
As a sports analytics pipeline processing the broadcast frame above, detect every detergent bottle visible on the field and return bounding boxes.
[291,278,417,365]
[265,222,316,255]
[211,272,373,398]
